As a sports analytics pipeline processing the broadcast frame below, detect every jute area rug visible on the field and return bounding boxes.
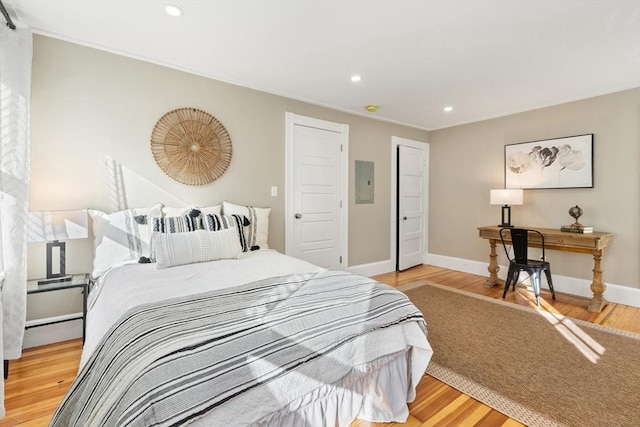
[399,280,640,427]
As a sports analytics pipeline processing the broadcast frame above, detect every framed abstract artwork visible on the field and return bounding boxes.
[505,134,593,189]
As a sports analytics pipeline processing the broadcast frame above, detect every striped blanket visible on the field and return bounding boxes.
[50,270,426,427]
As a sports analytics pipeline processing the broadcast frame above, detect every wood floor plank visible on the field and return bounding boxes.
[592,302,620,326]
[420,394,470,426]
[4,264,638,427]
[614,304,640,333]
[457,401,493,425]
[444,397,491,426]
[413,386,463,422]
[475,409,513,427]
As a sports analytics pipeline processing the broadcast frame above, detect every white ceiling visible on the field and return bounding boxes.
[5,0,640,130]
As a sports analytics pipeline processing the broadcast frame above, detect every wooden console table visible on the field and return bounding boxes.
[477,225,613,313]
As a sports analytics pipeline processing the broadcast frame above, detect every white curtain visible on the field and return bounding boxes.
[0,22,32,417]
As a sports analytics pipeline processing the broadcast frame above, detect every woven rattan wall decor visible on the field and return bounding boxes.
[151,108,232,186]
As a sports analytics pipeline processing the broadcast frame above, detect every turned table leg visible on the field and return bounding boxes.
[588,250,608,313]
[484,239,500,287]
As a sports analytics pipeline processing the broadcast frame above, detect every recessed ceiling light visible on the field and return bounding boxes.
[364,104,378,112]
[164,4,183,17]
[350,75,362,82]
[444,106,454,112]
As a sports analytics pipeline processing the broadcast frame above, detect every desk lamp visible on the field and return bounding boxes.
[27,210,88,285]
[490,189,523,228]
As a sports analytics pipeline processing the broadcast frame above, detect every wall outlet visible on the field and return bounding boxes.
[271,186,278,197]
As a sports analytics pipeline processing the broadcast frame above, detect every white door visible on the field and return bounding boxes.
[396,142,428,271]
[285,113,348,269]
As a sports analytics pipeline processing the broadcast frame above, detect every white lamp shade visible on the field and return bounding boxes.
[490,189,523,206]
[27,210,88,242]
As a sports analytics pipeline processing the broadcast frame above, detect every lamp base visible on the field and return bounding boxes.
[499,205,513,228]
[46,240,66,279]
[38,275,73,286]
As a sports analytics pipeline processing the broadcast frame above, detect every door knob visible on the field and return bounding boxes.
[295,213,302,219]
[403,216,408,221]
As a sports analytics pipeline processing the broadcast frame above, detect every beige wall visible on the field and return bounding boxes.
[429,88,640,289]
[29,35,639,293]
[27,35,427,279]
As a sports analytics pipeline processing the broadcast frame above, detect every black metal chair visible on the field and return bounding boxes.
[500,228,555,306]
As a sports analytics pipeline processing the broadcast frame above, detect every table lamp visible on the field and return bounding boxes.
[490,189,523,228]
[27,210,88,285]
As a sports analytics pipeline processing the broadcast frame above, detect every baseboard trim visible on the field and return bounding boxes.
[426,253,640,309]
[347,259,394,277]
[26,254,638,349]
[348,254,640,308]
[22,319,82,349]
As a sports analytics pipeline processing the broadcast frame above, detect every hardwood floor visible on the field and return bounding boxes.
[4,339,82,427]
[4,265,638,426]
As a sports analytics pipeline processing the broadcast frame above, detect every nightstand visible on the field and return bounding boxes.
[26,273,91,343]
[5,274,91,379]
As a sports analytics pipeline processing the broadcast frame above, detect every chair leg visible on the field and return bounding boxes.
[545,268,555,300]
[530,270,541,307]
[503,270,512,299]
[503,265,518,298]
[511,270,520,291]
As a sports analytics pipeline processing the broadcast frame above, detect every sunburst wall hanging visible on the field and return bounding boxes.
[151,108,233,186]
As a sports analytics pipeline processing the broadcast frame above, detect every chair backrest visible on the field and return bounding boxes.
[500,228,546,264]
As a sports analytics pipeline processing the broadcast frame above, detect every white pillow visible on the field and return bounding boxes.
[153,228,242,269]
[89,204,163,278]
[162,205,222,217]
[152,215,199,233]
[222,201,271,250]
[201,213,249,252]
[150,214,201,261]
[161,205,222,230]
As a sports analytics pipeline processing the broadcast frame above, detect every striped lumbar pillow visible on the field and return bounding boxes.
[150,215,200,261]
[152,215,199,233]
[153,228,242,269]
[202,213,249,252]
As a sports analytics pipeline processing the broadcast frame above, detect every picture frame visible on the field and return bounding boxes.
[505,134,593,189]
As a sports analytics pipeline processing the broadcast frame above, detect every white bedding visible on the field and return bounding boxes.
[84,250,324,367]
[81,250,433,426]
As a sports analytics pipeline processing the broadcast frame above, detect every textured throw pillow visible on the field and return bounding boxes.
[161,205,222,228]
[152,215,199,233]
[150,214,201,261]
[89,204,163,279]
[202,213,249,252]
[161,205,222,217]
[153,228,242,269]
[222,201,271,250]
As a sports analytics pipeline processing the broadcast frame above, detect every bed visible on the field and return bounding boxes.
[50,204,433,426]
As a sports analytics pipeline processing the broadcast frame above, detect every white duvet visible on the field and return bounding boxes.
[84,250,323,366]
[82,250,433,425]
